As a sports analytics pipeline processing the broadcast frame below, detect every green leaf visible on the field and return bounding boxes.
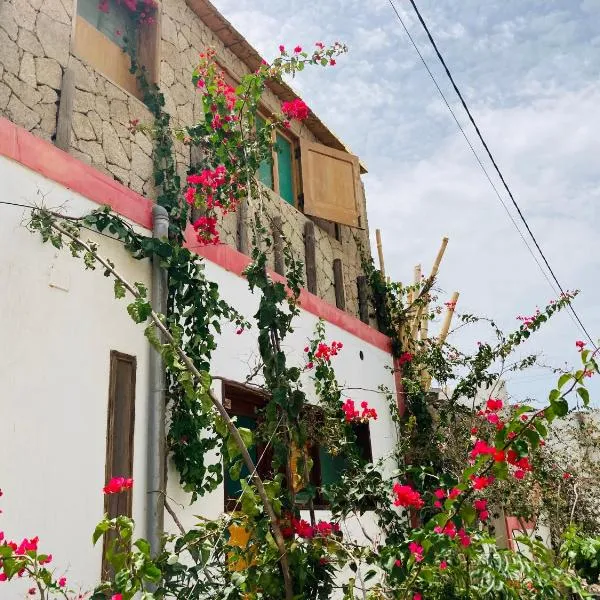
[577,387,590,406]
[557,373,572,389]
[461,503,477,525]
[134,539,151,556]
[114,279,126,299]
[493,460,509,480]
[93,520,111,545]
[552,398,569,417]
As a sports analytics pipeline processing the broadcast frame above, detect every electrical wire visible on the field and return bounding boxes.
[386,0,597,348]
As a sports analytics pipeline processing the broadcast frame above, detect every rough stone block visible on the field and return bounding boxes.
[110,98,129,126]
[78,140,106,167]
[69,147,92,165]
[35,101,57,135]
[106,162,130,185]
[40,0,70,24]
[4,72,42,108]
[18,28,44,56]
[73,89,95,113]
[72,112,96,140]
[13,0,37,31]
[87,110,103,141]
[35,57,62,89]
[0,28,20,74]
[72,59,97,92]
[102,121,129,169]
[161,14,177,44]
[7,94,40,130]
[105,81,127,101]
[131,145,153,180]
[37,14,70,66]
[95,95,110,119]
[0,2,19,40]
[19,52,37,87]
[134,130,152,155]
[0,82,11,110]
[160,60,174,87]
[129,172,145,194]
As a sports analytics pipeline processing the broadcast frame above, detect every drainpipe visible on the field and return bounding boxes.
[147,204,169,557]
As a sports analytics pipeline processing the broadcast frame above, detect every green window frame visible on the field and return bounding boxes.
[276,132,295,205]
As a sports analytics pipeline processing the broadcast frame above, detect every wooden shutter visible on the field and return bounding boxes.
[103,351,136,577]
[300,140,363,228]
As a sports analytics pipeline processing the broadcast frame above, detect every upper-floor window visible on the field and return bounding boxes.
[256,117,299,207]
[73,0,159,100]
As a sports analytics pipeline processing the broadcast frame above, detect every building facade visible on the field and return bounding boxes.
[0,0,400,595]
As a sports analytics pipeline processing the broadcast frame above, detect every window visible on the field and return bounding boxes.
[308,422,373,507]
[255,116,300,207]
[275,132,295,205]
[103,351,136,577]
[73,0,159,100]
[222,382,272,511]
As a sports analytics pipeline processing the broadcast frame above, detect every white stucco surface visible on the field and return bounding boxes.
[0,155,398,594]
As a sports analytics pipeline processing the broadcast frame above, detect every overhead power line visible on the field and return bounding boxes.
[387,0,597,348]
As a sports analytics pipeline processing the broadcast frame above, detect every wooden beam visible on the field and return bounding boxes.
[237,199,249,255]
[357,275,369,324]
[438,291,460,346]
[272,216,284,275]
[55,67,74,151]
[333,258,345,310]
[304,221,317,294]
[375,229,385,278]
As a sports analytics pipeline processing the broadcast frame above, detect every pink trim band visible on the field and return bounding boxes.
[0,117,392,353]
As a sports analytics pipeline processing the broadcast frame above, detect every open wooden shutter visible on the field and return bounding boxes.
[300,140,363,228]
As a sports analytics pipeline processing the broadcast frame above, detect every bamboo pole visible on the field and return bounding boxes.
[428,236,448,283]
[438,291,460,346]
[376,229,385,278]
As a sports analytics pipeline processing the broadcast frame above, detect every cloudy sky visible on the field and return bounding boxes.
[212,0,600,406]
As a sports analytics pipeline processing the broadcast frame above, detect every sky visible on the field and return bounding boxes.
[211,0,600,407]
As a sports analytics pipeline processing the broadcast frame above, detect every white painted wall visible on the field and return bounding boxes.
[0,155,398,594]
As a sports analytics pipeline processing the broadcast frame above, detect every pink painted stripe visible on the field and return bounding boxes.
[0,117,392,353]
[0,118,153,229]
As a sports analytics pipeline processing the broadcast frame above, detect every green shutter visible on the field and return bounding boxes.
[77,0,134,48]
[318,447,347,487]
[224,414,258,499]
[256,117,274,189]
[276,133,295,205]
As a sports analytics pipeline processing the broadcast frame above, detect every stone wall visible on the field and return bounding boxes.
[0,0,375,324]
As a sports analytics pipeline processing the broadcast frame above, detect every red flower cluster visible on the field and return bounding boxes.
[516,309,540,329]
[192,215,219,245]
[397,352,413,366]
[470,475,494,490]
[97,0,157,24]
[507,450,532,480]
[342,399,377,423]
[310,341,343,363]
[408,541,424,562]
[473,498,489,521]
[576,340,586,351]
[392,484,424,509]
[103,477,133,495]
[286,517,339,539]
[281,98,309,121]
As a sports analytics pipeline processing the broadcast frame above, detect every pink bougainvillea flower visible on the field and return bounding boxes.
[473,498,487,512]
[281,98,309,121]
[471,475,494,490]
[479,510,489,521]
[408,541,424,562]
[398,351,413,365]
[98,0,109,12]
[563,472,572,480]
[457,529,471,547]
[514,469,526,480]
[470,427,478,434]
[395,558,402,567]
[315,41,325,49]
[330,59,336,66]
[434,488,446,500]
[28,588,36,596]
[470,440,495,460]
[448,487,461,500]
[413,594,422,600]
[393,484,424,509]
[0,574,7,582]
[279,45,285,53]
[486,398,503,412]
[440,560,448,570]
[103,477,133,494]
[58,577,66,587]
[576,340,585,351]
[434,500,442,509]
[294,45,302,53]
[111,595,123,600]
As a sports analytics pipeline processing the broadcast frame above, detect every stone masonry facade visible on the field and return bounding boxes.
[0,0,374,323]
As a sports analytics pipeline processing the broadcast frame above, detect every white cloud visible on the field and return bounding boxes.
[211,0,600,405]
